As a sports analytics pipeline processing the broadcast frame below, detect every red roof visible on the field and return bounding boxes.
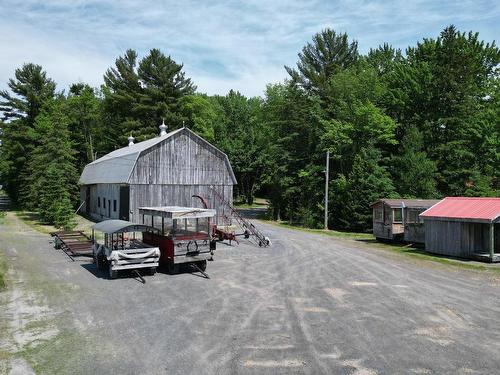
[420,197,500,222]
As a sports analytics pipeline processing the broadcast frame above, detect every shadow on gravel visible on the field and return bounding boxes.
[80,262,209,282]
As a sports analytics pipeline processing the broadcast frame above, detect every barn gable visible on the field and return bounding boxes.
[79,127,236,186]
[128,128,236,185]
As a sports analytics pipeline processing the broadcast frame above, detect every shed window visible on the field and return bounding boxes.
[113,200,117,212]
[393,208,403,223]
[407,210,421,223]
[374,208,383,222]
[103,199,106,209]
[98,197,100,208]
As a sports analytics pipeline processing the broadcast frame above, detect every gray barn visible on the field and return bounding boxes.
[421,197,500,262]
[79,125,236,225]
[371,199,440,243]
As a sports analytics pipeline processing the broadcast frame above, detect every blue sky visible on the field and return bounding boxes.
[0,0,498,97]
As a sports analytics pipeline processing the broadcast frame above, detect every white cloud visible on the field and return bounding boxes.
[0,0,498,97]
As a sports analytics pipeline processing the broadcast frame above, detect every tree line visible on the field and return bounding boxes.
[0,25,498,231]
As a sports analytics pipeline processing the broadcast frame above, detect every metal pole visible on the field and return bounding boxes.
[490,223,494,261]
[324,150,330,230]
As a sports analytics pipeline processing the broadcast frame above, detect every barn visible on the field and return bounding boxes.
[371,199,440,242]
[79,123,236,225]
[420,197,500,262]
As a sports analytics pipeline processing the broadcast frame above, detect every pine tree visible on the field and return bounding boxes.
[103,49,196,145]
[0,64,56,203]
[286,29,359,95]
[26,99,78,228]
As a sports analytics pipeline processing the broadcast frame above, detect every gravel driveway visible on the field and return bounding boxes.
[1,213,499,374]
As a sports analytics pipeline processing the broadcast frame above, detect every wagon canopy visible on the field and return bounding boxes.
[139,206,216,220]
[92,219,160,234]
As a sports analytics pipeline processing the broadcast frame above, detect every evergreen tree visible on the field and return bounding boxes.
[286,29,359,95]
[0,64,56,202]
[103,49,195,145]
[26,99,78,228]
[332,146,397,231]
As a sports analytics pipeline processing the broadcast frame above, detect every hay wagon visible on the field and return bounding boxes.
[91,220,161,279]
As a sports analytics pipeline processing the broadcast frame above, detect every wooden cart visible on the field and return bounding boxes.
[138,206,216,274]
[91,220,161,279]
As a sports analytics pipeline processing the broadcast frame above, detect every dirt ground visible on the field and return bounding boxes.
[1,212,500,374]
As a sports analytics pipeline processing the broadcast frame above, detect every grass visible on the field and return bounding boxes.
[264,220,373,240]
[14,211,97,237]
[267,220,500,273]
[0,250,7,290]
[234,197,269,209]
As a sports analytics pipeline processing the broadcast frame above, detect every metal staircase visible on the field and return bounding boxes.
[210,186,270,247]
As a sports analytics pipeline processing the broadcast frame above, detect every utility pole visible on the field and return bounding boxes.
[324,150,330,230]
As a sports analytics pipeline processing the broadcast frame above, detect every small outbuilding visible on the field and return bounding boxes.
[79,123,237,225]
[420,197,500,262]
[371,199,440,242]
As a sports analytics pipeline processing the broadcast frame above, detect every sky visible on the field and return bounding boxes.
[0,0,498,98]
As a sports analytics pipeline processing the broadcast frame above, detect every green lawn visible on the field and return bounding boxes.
[267,220,500,273]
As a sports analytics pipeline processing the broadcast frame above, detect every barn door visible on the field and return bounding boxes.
[119,186,130,221]
[85,186,90,213]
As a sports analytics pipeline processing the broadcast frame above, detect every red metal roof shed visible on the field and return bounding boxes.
[420,197,500,223]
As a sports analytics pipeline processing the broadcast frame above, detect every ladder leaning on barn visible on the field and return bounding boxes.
[209,186,271,247]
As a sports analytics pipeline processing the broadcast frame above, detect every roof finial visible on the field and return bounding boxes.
[182,120,185,128]
[128,134,135,146]
[159,118,167,136]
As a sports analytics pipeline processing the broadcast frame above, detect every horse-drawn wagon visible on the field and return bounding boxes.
[91,220,161,279]
[138,206,216,274]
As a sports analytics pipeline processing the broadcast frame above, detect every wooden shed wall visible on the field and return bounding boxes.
[128,131,234,185]
[372,202,403,240]
[129,184,233,225]
[424,219,491,257]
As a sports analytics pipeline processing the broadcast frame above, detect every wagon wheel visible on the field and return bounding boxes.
[109,266,117,279]
[196,260,207,272]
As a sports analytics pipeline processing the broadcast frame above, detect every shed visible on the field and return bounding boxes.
[420,197,500,262]
[79,124,236,225]
[371,199,440,242]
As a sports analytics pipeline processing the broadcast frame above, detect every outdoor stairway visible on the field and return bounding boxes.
[210,186,270,247]
[0,195,11,211]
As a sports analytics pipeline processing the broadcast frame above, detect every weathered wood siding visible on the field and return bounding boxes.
[404,223,425,243]
[129,131,234,185]
[403,208,426,243]
[129,184,232,225]
[80,183,121,221]
[424,219,491,257]
[372,202,403,240]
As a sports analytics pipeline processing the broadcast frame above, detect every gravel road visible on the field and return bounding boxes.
[1,213,499,375]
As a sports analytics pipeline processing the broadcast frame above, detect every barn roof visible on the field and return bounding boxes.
[370,199,440,209]
[420,197,500,223]
[79,127,237,185]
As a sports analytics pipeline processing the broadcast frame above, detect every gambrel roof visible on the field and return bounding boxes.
[79,127,237,185]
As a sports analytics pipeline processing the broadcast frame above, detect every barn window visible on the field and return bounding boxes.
[103,199,106,209]
[98,197,100,207]
[113,200,117,212]
[374,208,383,222]
[393,208,403,223]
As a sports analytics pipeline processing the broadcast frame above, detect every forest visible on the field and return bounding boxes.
[0,25,498,231]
